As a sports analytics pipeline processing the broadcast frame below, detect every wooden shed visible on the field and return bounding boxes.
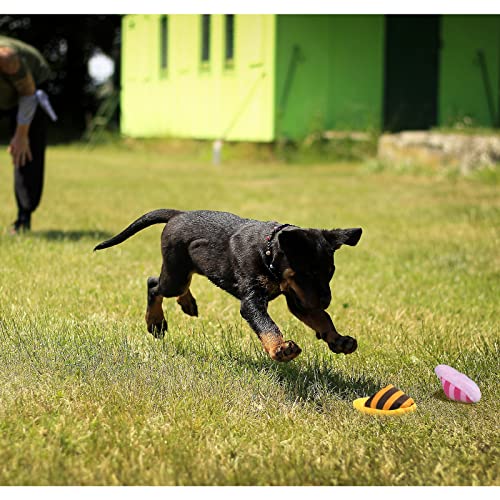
[120,14,500,141]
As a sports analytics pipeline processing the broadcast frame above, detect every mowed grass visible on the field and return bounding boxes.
[0,142,498,486]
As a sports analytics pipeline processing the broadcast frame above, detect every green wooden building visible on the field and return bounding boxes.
[121,14,500,141]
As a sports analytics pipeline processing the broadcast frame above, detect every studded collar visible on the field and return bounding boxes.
[263,223,292,279]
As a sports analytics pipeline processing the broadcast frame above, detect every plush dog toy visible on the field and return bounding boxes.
[353,384,417,416]
[435,364,481,403]
[353,365,481,416]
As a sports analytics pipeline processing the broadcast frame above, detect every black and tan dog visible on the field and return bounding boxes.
[94,209,362,362]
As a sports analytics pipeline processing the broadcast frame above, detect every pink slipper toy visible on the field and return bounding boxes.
[435,364,481,403]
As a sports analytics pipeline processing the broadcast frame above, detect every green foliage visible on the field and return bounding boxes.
[0,144,498,485]
[276,133,379,164]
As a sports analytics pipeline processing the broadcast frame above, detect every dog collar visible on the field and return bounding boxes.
[264,223,291,279]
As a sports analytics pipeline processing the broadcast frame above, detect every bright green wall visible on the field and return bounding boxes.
[275,16,331,140]
[121,14,276,141]
[439,15,500,127]
[275,15,384,140]
[327,15,384,131]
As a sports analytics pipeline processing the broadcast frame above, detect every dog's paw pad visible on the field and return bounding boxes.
[329,335,357,355]
[273,340,302,362]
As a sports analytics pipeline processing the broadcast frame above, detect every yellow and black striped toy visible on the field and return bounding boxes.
[353,384,417,416]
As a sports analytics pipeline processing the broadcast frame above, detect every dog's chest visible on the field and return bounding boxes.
[257,275,281,299]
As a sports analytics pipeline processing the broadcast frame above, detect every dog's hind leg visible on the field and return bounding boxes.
[176,288,198,317]
[152,251,199,327]
[146,271,197,336]
[146,276,168,338]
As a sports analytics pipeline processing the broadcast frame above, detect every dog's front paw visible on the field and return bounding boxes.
[270,340,302,362]
[328,335,357,355]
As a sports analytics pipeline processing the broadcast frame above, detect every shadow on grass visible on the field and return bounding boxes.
[431,389,450,402]
[238,350,380,404]
[33,229,112,243]
[171,324,381,404]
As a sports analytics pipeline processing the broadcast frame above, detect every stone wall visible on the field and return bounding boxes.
[378,131,500,173]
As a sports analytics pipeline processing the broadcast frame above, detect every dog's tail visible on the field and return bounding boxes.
[93,209,182,251]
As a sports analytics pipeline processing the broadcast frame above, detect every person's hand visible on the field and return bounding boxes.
[8,126,32,167]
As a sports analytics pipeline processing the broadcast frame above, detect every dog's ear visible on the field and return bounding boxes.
[322,228,362,250]
[278,228,314,262]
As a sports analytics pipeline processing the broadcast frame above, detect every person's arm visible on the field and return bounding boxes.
[0,46,36,167]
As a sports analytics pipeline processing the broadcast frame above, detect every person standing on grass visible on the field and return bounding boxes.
[0,35,57,235]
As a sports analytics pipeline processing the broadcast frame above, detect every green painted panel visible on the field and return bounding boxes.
[121,14,276,141]
[327,15,384,131]
[439,15,500,128]
[275,15,331,140]
[275,15,384,140]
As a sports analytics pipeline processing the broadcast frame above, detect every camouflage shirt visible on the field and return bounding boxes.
[0,35,51,110]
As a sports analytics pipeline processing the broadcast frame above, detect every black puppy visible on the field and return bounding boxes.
[94,209,362,362]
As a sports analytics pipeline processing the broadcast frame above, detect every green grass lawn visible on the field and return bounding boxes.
[0,142,498,485]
